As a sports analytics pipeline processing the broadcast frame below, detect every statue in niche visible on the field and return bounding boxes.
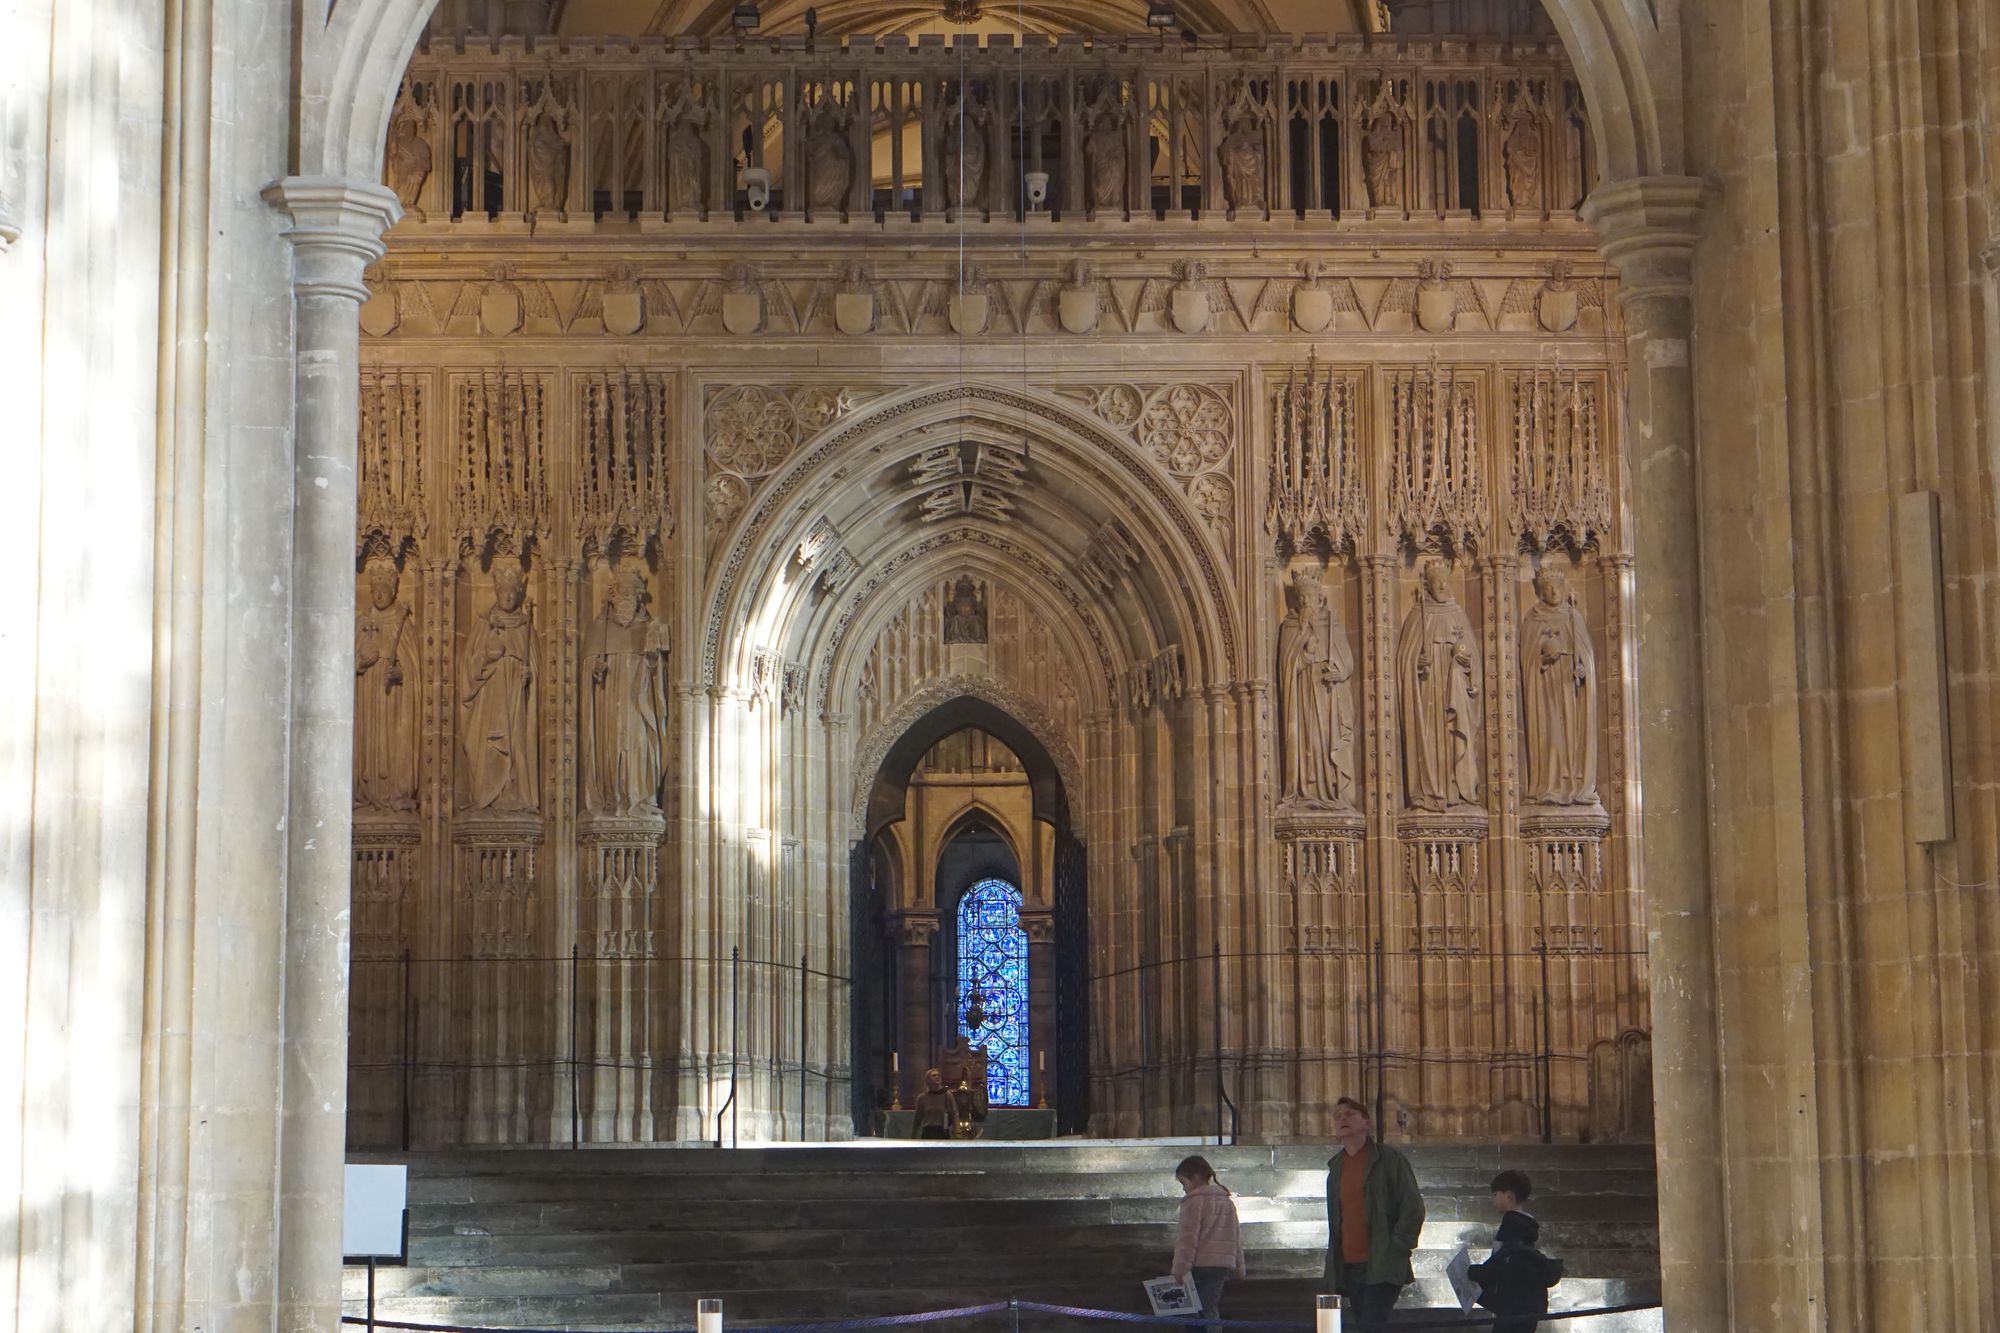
[667,119,708,213]
[942,575,988,645]
[1276,567,1356,809]
[354,556,419,813]
[582,567,672,817]
[939,84,989,210]
[526,88,572,220]
[1502,115,1543,210]
[1218,117,1266,214]
[385,104,434,219]
[1082,84,1128,212]
[805,103,855,211]
[1396,558,1481,811]
[459,558,541,812]
[1359,80,1410,210]
[1520,564,1598,805]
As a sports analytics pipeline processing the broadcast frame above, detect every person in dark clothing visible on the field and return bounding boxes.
[1321,1097,1425,1330]
[1467,1170,1564,1333]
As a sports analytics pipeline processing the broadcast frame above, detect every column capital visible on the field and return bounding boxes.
[1579,175,1707,305]
[263,175,401,303]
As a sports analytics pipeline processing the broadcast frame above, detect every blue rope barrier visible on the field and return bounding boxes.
[340,1296,1661,1333]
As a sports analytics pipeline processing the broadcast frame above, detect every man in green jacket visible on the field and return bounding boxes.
[1323,1096,1425,1329]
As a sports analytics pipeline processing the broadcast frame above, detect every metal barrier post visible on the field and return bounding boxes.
[792,944,800,1144]
[399,948,413,1152]
[569,944,581,1148]
[1538,938,1554,1145]
[1315,1293,1342,1333]
[731,945,741,1148]
[697,1297,723,1333]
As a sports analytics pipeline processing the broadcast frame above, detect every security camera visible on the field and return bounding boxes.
[743,166,772,212]
[1024,171,1050,209]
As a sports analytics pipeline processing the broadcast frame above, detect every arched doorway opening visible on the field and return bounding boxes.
[853,706,1089,1135]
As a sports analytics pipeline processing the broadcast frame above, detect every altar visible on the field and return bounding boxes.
[879,1108,1058,1140]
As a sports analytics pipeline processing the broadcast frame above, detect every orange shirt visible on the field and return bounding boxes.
[1339,1145,1371,1264]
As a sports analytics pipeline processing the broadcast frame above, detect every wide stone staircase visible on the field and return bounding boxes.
[342,1143,1661,1332]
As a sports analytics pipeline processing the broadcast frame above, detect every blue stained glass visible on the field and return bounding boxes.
[956,878,1031,1107]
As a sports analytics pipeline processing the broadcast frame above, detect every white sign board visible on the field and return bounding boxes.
[343,1163,408,1260]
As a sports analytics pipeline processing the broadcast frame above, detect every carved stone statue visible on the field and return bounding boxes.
[1362,114,1405,209]
[1502,115,1544,210]
[459,559,540,812]
[1218,118,1266,214]
[527,91,572,220]
[1276,568,1356,808]
[1520,565,1598,805]
[666,118,709,214]
[1083,84,1127,212]
[805,105,855,211]
[582,567,671,817]
[385,110,433,218]
[942,575,988,644]
[939,85,988,210]
[354,558,419,813]
[1397,558,1481,810]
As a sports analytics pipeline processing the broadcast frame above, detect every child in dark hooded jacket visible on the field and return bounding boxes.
[1467,1170,1564,1333]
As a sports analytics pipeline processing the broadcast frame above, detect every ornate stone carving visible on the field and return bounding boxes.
[1388,357,1486,554]
[1077,519,1141,594]
[1078,78,1130,214]
[459,558,541,812]
[453,371,550,554]
[1189,473,1234,549]
[793,386,856,433]
[937,80,990,211]
[521,71,575,222]
[355,556,421,814]
[1398,821,1486,955]
[1397,558,1481,811]
[1275,821,1367,954]
[1276,567,1357,810]
[1491,80,1547,213]
[452,821,543,959]
[1216,76,1270,216]
[705,384,797,476]
[1519,564,1598,807]
[943,575,988,644]
[1268,356,1365,554]
[908,439,1024,523]
[1150,260,1227,335]
[577,369,671,559]
[385,79,436,218]
[1137,382,1231,475]
[1509,365,1609,551]
[359,368,429,552]
[659,77,713,215]
[804,91,857,212]
[1057,260,1106,335]
[704,474,750,544]
[1066,383,1144,431]
[1358,74,1413,211]
[582,568,671,817]
[834,259,880,336]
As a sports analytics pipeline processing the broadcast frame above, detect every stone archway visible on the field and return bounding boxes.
[276,3,1700,1329]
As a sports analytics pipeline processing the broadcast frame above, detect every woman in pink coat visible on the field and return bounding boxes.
[1171,1156,1247,1332]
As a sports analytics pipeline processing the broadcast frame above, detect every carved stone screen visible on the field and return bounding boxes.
[349,27,1645,1148]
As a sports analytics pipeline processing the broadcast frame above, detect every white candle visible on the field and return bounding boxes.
[892,1051,900,1073]
[698,1299,724,1333]
[1038,1050,1045,1072]
[1315,1294,1341,1333]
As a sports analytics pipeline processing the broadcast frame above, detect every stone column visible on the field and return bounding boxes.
[263,176,400,1333]
[1579,176,1724,1331]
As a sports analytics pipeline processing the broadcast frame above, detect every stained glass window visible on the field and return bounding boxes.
[956,878,1030,1107]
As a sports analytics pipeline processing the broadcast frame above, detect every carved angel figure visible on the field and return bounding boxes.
[459,559,541,812]
[1520,565,1598,805]
[1359,78,1411,210]
[1397,558,1481,810]
[1276,567,1357,808]
[354,557,420,813]
[582,568,671,817]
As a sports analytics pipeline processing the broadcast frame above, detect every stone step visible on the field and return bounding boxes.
[343,1144,1660,1332]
